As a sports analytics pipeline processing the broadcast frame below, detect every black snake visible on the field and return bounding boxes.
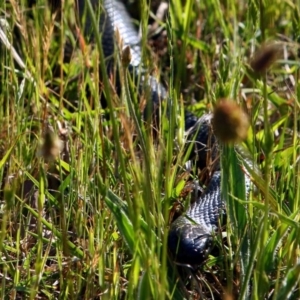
[78,0,225,266]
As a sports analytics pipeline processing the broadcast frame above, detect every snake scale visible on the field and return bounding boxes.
[78,0,225,266]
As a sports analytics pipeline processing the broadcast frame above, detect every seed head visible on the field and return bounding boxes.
[121,45,132,68]
[39,130,63,161]
[250,42,281,74]
[212,99,249,143]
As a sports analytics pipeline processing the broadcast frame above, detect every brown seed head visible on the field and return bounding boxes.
[212,99,249,143]
[250,42,281,74]
[39,130,63,161]
[121,45,132,68]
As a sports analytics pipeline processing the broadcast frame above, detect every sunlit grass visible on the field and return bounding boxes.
[0,0,299,299]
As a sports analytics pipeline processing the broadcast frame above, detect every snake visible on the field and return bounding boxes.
[77,0,225,266]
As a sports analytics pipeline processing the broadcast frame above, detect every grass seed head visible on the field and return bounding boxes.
[121,45,132,68]
[39,130,63,161]
[212,99,249,143]
[250,42,281,74]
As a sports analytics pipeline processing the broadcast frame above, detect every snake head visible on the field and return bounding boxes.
[168,220,214,266]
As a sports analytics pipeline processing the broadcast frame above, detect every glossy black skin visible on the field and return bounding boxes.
[168,171,224,265]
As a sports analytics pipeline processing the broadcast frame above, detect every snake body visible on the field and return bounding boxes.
[78,0,224,265]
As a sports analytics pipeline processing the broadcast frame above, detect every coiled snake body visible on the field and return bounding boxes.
[79,0,225,266]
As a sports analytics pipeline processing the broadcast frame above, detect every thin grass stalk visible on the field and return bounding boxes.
[291,64,300,299]
[239,216,263,300]
[252,0,273,297]
[175,0,193,93]
[164,13,176,200]
[221,146,233,295]
[222,144,249,296]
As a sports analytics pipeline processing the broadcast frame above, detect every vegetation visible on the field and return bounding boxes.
[0,0,299,299]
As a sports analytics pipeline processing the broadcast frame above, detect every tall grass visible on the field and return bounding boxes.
[0,0,299,299]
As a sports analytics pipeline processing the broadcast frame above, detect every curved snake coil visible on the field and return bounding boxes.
[78,0,225,266]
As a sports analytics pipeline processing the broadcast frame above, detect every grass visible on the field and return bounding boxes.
[0,0,299,299]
